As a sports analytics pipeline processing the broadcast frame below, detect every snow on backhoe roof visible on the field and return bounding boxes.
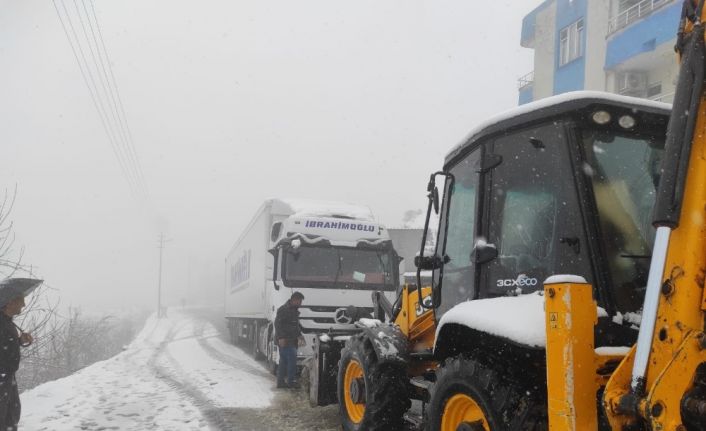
[272,198,375,221]
[446,91,671,164]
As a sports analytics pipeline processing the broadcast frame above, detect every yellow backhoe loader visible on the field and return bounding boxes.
[334,90,672,431]
[326,1,705,430]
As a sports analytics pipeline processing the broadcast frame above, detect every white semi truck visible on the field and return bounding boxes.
[225,198,399,374]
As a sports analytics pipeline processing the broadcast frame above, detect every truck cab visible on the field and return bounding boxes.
[225,198,400,375]
[269,213,399,363]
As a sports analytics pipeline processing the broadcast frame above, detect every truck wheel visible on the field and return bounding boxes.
[427,356,546,431]
[337,335,410,431]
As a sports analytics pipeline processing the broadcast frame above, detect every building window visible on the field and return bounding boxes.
[559,19,584,66]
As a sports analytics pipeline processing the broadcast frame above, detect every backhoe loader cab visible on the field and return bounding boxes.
[431,91,668,329]
[426,91,671,430]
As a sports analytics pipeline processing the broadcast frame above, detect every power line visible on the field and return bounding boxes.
[52,0,139,198]
[86,0,149,196]
[52,0,149,199]
[71,0,141,192]
[78,0,149,196]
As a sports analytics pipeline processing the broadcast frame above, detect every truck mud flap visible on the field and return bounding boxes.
[308,337,345,406]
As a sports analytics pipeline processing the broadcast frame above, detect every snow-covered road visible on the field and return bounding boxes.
[19,308,338,431]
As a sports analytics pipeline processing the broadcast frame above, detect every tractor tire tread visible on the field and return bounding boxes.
[428,355,546,431]
[339,333,410,431]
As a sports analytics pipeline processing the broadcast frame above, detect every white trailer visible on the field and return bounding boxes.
[225,198,399,373]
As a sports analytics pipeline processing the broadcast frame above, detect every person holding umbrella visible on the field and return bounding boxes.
[0,278,42,431]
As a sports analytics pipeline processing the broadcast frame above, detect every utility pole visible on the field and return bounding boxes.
[157,233,171,318]
[185,254,192,308]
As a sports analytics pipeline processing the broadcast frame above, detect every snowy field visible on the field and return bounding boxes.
[19,308,339,431]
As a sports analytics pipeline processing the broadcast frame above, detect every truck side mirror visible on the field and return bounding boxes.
[268,247,280,289]
[270,223,282,242]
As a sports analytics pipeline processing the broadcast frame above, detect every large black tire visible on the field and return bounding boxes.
[427,355,546,431]
[337,334,410,431]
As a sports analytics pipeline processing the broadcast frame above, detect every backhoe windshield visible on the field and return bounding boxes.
[283,245,396,290]
[582,129,664,312]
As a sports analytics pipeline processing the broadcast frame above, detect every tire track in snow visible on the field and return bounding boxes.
[146,323,233,431]
[118,316,162,362]
[54,320,206,431]
[193,322,272,380]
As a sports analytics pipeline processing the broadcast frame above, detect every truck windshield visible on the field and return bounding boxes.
[283,245,396,290]
[582,128,664,313]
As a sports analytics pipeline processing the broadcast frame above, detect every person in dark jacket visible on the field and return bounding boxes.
[0,294,33,431]
[274,291,304,389]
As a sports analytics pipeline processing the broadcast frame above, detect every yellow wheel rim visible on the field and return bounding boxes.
[343,359,365,423]
[441,393,490,431]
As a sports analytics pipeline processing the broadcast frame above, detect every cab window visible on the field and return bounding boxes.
[434,149,480,318]
[582,130,664,312]
[484,123,588,296]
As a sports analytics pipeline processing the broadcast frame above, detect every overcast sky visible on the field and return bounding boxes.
[0,0,536,312]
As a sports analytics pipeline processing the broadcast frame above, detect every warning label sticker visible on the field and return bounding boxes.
[549,312,559,329]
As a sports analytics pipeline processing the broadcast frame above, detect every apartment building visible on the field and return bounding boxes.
[518,0,681,105]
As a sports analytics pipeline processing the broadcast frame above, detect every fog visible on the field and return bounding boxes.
[0,0,534,312]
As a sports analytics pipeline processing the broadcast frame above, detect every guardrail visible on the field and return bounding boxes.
[518,70,534,90]
[608,0,674,35]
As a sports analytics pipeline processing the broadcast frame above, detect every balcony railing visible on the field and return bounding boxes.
[648,91,675,103]
[607,0,674,35]
[517,70,534,90]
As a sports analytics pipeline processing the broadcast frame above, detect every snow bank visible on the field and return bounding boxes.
[21,309,274,430]
[21,312,210,430]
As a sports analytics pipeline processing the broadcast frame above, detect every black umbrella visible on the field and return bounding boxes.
[0,278,43,309]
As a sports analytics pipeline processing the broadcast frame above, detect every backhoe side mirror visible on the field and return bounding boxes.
[432,186,440,214]
[415,254,449,270]
[472,241,498,264]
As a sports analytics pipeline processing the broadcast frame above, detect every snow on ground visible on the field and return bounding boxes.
[160,323,272,409]
[20,309,274,430]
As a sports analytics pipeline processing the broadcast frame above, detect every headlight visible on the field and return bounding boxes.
[592,110,612,125]
[618,115,636,129]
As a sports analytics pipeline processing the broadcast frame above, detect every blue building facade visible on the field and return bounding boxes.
[519,0,680,105]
